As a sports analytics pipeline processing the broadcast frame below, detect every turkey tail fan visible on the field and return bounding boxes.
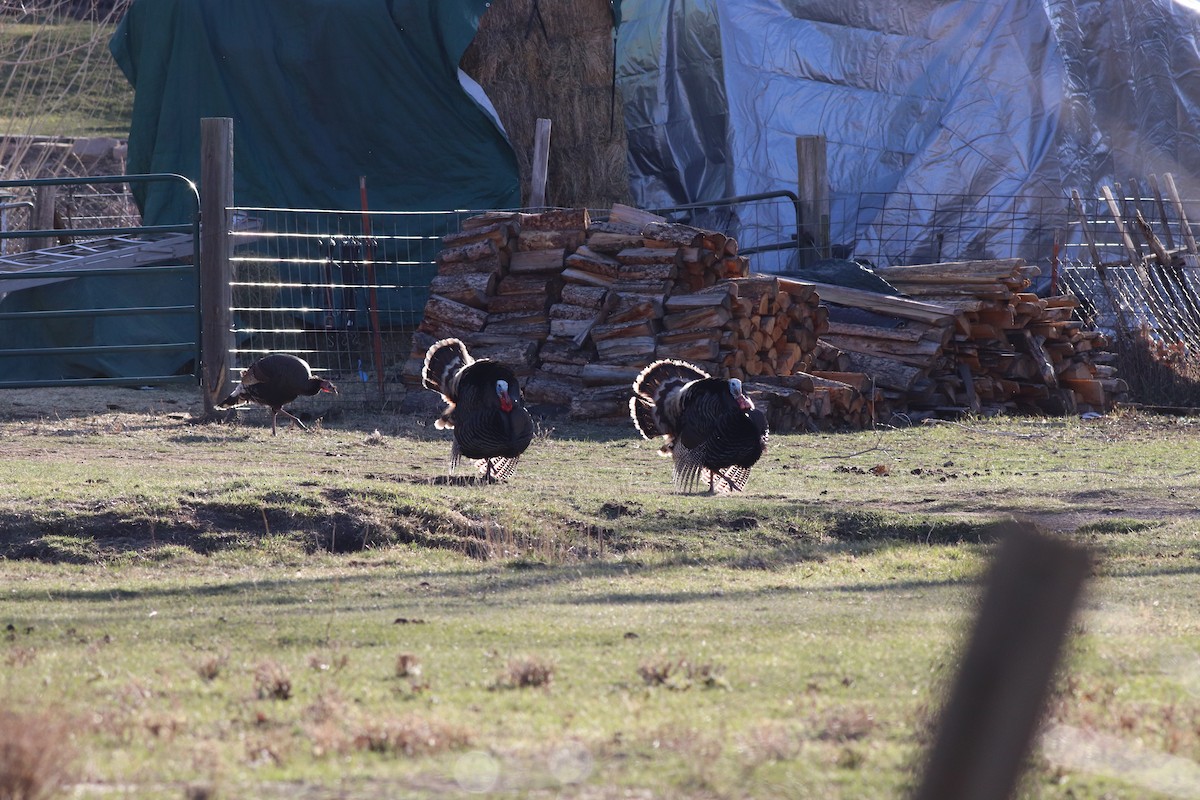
[672,442,707,492]
[422,338,473,396]
[476,456,521,483]
[629,394,663,441]
[631,359,709,402]
[630,359,709,437]
[705,465,753,494]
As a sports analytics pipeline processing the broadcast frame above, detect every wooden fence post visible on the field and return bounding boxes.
[200,117,235,416]
[796,135,829,267]
[913,525,1091,800]
[32,185,57,251]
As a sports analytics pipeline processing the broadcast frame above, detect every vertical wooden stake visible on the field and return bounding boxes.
[32,185,57,251]
[914,525,1090,800]
[795,135,829,267]
[530,117,552,208]
[1162,172,1198,255]
[200,117,235,417]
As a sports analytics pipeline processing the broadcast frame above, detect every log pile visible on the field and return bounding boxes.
[404,206,880,432]
[405,211,1124,431]
[811,259,1127,417]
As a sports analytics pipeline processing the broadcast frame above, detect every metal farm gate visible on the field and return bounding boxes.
[0,174,201,389]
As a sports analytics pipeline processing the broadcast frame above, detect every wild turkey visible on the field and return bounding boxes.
[630,359,768,493]
[218,353,338,435]
[421,337,534,481]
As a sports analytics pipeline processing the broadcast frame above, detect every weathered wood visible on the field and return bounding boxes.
[437,237,500,266]
[664,290,733,313]
[516,229,586,252]
[617,246,682,266]
[565,248,621,279]
[487,292,549,315]
[460,211,519,231]
[549,302,598,321]
[586,231,645,254]
[429,272,495,308]
[560,284,610,308]
[605,296,662,325]
[595,336,657,361]
[200,117,235,415]
[656,338,720,362]
[796,279,960,326]
[662,304,732,331]
[423,296,489,332]
[509,248,566,274]
[608,203,666,227]
[580,363,642,386]
[441,220,513,249]
[560,267,614,287]
[1101,184,1141,262]
[520,207,590,231]
[590,318,656,342]
[872,259,1026,280]
[524,372,582,406]
[640,221,706,248]
[496,274,560,296]
[840,350,924,391]
[1162,173,1198,254]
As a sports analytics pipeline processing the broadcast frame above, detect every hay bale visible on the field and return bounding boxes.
[461,0,632,210]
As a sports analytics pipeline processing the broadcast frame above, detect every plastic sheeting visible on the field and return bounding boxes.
[110,0,520,224]
[615,0,1200,271]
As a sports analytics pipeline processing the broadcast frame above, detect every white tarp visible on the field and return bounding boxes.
[616,0,1200,271]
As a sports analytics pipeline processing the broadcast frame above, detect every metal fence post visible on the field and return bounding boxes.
[200,117,235,416]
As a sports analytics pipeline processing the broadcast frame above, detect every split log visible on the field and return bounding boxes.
[519,208,590,231]
[509,248,566,274]
[423,295,488,332]
[429,272,496,308]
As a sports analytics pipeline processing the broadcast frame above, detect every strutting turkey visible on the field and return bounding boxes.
[630,359,769,493]
[218,353,338,435]
[421,337,534,481]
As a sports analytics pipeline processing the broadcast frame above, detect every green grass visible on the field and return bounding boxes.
[1,388,1199,798]
[0,19,133,138]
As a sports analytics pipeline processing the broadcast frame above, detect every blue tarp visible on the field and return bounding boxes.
[615,0,1200,271]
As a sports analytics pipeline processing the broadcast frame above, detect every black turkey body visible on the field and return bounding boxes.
[422,338,534,481]
[630,359,769,492]
[218,353,337,435]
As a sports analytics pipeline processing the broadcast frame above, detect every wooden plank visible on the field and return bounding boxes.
[1162,172,1198,254]
[1101,184,1141,262]
[200,117,234,415]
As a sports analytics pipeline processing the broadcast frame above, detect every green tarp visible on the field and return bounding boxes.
[1,0,519,384]
[110,0,520,224]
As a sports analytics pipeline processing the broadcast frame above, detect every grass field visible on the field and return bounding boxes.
[1,386,1198,799]
[0,19,133,138]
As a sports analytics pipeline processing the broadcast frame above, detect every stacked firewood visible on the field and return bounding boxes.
[811,259,1127,416]
[404,205,884,431]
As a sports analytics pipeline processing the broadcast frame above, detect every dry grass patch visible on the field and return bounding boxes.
[491,655,556,690]
[0,709,78,800]
[353,715,473,757]
[253,660,293,701]
[638,656,731,691]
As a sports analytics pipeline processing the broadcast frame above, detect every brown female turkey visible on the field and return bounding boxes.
[421,337,534,481]
[218,353,337,435]
[630,359,768,493]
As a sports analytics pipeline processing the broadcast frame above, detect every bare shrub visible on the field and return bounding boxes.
[195,653,225,682]
[638,656,730,691]
[490,655,555,690]
[253,660,293,701]
[0,709,78,800]
[394,652,421,678]
[353,715,472,757]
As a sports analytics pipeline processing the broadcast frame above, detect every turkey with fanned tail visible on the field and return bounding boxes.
[630,359,768,493]
[218,353,337,435]
[421,338,534,481]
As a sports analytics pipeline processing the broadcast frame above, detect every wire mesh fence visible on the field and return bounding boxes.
[227,184,1200,411]
[228,206,479,407]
